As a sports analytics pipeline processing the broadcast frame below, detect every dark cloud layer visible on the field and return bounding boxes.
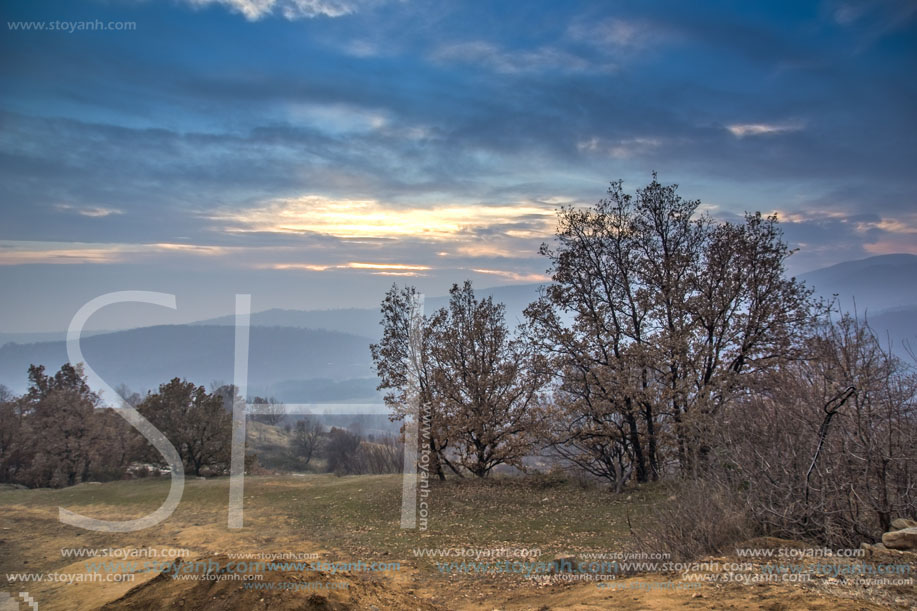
[0,0,915,330]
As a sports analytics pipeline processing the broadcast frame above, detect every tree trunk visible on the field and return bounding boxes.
[624,409,648,483]
[429,436,446,480]
[643,403,659,481]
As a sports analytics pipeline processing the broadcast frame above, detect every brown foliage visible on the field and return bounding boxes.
[373,281,550,478]
[137,378,233,477]
[526,175,816,488]
[429,281,550,477]
[371,285,450,479]
[0,364,135,487]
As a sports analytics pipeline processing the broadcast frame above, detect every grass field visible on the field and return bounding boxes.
[0,474,658,570]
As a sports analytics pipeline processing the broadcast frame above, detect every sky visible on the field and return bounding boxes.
[1,0,915,332]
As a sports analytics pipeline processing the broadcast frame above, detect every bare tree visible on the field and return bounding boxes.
[360,435,404,474]
[323,427,403,475]
[113,383,143,408]
[710,312,917,546]
[250,396,286,426]
[324,427,363,474]
[291,416,322,465]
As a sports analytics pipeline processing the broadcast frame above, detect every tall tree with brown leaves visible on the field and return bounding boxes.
[430,281,549,477]
[527,175,815,486]
[371,285,451,479]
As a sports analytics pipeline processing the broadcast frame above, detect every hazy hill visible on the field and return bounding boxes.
[799,254,917,354]
[191,283,543,336]
[0,284,544,402]
[0,329,109,349]
[0,325,379,401]
[799,254,917,312]
[860,307,917,355]
[192,308,383,339]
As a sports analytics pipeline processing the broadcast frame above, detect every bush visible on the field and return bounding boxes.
[636,480,754,561]
[324,428,403,475]
[325,427,362,474]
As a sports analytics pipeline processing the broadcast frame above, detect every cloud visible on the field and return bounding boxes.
[151,243,234,256]
[55,204,125,218]
[0,241,217,265]
[566,17,673,54]
[828,0,917,29]
[284,102,389,133]
[268,261,431,276]
[0,240,246,265]
[270,263,333,271]
[586,19,648,48]
[3,1,917,299]
[726,122,803,137]
[340,39,383,58]
[770,208,917,273]
[181,0,373,20]
[345,262,429,271]
[823,0,917,52]
[578,136,661,159]
[832,3,869,25]
[431,17,675,77]
[430,41,608,74]
[470,268,548,283]
[0,242,138,265]
[210,195,557,241]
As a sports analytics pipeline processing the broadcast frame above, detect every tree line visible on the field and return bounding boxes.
[0,368,238,486]
[371,175,916,546]
[0,368,402,488]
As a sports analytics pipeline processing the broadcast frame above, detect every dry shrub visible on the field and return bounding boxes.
[708,314,917,548]
[359,436,403,474]
[636,480,755,561]
[325,428,403,475]
[637,315,917,559]
[525,467,570,490]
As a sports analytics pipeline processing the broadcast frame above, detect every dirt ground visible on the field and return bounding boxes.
[94,543,917,611]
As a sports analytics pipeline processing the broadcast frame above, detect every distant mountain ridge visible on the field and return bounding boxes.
[190,283,543,336]
[192,308,383,339]
[799,253,917,312]
[0,284,545,400]
[0,329,109,349]
[0,325,379,400]
[799,254,917,355]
